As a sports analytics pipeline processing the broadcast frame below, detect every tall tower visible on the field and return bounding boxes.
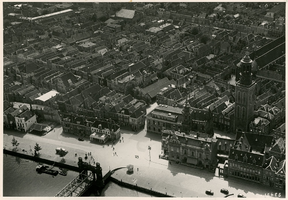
[234,53,256,133]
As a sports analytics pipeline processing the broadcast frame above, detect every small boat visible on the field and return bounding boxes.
[36,165,58,176]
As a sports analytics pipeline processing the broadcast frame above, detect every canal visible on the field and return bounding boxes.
[3,154,153,197]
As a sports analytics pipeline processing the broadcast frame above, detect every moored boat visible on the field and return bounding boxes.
[36,165,58,176]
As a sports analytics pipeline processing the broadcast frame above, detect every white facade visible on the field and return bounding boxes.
[15,114,37,132]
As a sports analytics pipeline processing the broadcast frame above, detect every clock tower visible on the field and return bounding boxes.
[234,53,256,132]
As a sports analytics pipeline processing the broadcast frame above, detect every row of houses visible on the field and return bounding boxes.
[57,83,146,131]
[61,113,120,143]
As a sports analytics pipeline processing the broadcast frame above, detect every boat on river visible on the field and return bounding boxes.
[36,165,58,176]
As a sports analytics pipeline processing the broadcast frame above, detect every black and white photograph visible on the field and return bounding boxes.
[2,1,286,198]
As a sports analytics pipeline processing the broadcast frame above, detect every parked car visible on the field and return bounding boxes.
[237,194,246,198]
[221,188,229,195]
[56,147,68,155]
[206,190,214,195]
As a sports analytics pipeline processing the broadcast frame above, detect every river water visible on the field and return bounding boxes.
[3,154,152,197]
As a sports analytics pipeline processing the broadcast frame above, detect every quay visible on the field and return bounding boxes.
[3,149,171,197]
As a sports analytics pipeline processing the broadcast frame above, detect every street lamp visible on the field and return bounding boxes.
[148,145,151,161]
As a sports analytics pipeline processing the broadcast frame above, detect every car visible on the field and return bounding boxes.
[237,194,246,198]
[221,189,229,195]
[78,138,84,141]
[206,190,214,195]
[56,147,68,155]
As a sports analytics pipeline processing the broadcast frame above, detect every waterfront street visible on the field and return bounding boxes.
[3,113,283,198]
[2,98,283,198]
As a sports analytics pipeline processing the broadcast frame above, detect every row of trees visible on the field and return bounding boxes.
[12,137,42,156]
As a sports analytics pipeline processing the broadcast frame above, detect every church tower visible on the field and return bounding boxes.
[181,97,191,133]
[234,53,256,132]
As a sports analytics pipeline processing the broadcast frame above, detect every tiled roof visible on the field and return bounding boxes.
[130,107,145,118]
[10,105,29,117]
[4,107,16,115]
[17,110,34,121]
[190,107,212,121]
[59,72,77,88]
[276,160,285,176]
[244,133,274,152]
[208,95,229,112]
[29,123,49,132]
[263,156,279,172]
[129,61,146,73]
[141,77,176,99]
[270,137,285,154]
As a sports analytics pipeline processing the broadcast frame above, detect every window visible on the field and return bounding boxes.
[242,107,245,119]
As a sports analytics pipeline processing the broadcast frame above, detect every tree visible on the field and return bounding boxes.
[12,137,19,150]
[191,27,199,35]
[91,13,97,22]
[200,35,210,44]
[34,143,42,156]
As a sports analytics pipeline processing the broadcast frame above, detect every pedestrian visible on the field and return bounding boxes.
[120,139,121,143]
[75,153,77,157]
[137,168,139,171]
[113,147,115,151]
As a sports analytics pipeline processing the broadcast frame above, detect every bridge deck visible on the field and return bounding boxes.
[55,171,94,197]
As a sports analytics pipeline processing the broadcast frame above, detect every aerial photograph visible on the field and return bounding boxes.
[2,1,286,198]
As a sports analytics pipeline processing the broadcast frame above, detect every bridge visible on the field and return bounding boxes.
[55,157,129,197]
[55,170,94,197]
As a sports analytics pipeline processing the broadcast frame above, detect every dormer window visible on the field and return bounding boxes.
[243,154,248,162]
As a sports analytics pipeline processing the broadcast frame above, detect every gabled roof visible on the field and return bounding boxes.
[59,72,77,88]
[270,137,285,154]
[130,107,145,119]
[10,105,29,117]
[208,95,229,112]
[263,156,279,172]
[276,160,285,176]
[4,107,16,115]
[17,110,34,121]
[129,61,146,73]
[122,94,134,104]
[240,133,274,153]
[140,77,176,99]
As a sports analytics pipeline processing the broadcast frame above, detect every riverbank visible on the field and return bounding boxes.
[3,149,168,197]
[4,130,283,198]
[4,149,81,172]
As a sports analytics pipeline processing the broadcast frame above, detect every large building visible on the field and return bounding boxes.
[234,54,256,132]
[15,110,37,132]
[161,129,217,170]
[182,103,214,136]
[146,105,183,134]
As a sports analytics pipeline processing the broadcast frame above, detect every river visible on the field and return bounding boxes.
[3,154,153,197]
